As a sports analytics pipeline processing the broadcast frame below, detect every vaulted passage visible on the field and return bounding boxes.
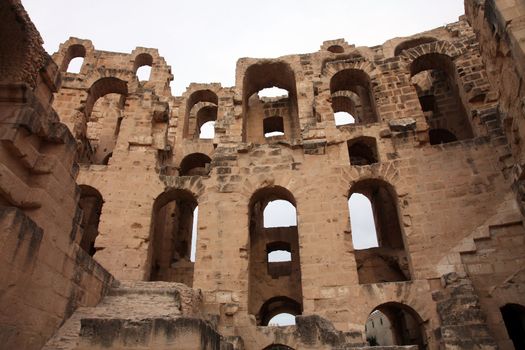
[330,69,378,125]
[242,62,300,143]
[348,180,411,284]
[248,186,302,325]
[366,303,426,349]
[410,53,473,144]
[500,303,525,350]
[149,189,198,286]
[78,185,104,256]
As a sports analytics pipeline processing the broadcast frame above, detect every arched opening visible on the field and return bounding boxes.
[133,53,153,82]
[87,92,126,165]
[196,104,218,139]
[263,344,295,350]
[410,53,473,144]
[349,179,410,284]
[184,90,218,139]
[268,313,296,326]
[330,69,378,124]
[78,185,104,256]
[243,62,299,143]
[149,189,197,286]
[347,137,378,166]
[60,44,86,73]
[179,153,211,176]
[394,37,438,56]
[263,116,285,138]
[429,128,458,145]
[500,304,525,350]
[259,296,302,326]
[249,186,303,324]
[366,303,426,349]
[327,45,345,54]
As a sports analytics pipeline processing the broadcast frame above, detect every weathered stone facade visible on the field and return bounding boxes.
[1,0,525,349]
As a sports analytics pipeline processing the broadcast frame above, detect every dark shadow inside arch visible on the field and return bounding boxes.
[149,189,198,286]
[500,303,525,350]
[347,137,378,166]
[366,302,426,349]
[263,345,295,350]
[179,153,212,176]
[410,53,473,145]
[78,185,104,256]
[348,179,411,284]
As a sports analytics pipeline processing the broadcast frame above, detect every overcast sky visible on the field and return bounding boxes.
[23,0,464,95]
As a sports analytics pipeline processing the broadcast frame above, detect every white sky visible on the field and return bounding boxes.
[23,0,464,95]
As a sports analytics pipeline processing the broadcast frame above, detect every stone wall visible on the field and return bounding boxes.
[0,2,114,349]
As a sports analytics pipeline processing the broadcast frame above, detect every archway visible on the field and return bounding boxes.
[366,303,426,349]
[149,189,198,286]
[78,185,104,256]
[500,303,525,349]
[248,186,303,324]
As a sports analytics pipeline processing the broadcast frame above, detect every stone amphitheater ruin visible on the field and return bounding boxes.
[1,0,525,349]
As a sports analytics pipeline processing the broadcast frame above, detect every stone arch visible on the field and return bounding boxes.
[399,40,465,65]
[408,51,474,144]
[181,85,221,139]
[394,36,439,56]
[148,188,199,285]
[263,345,295,350]
[259,296,302,326]
[189,101,218,139]
[85,77,128,117]
[366,302,427,348]
[241,60,300,142]
[179,153,212,176]
[347,176,411,284]
[248,185,303,325]
[53,38,95,76]
[321,60,379,125]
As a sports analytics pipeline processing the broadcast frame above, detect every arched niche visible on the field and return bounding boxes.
[500,303,525,349]
[248,186,303,324]
[348,179,411,284]
[149,189,198,286]
[242,62,300,143]
[347,136,378,166]
[410,53,473,144]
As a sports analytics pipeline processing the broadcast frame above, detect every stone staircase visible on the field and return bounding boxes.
[42,281,227,350]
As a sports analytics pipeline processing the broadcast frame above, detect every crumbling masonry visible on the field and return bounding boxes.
[1,0,525,349]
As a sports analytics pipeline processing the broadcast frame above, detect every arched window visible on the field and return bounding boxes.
[179,153,212,176]
[349,180,410,284]
[150,189,197,286]
[133,53,153,81]
[249,186,303,324]
[185,90,218,139]
[242,62,299,143]
[500,304,525,350]
[259,296,302,326]
[78,185,104,256]
[199,120,215,139]
[61,44,86,73]
[410,53,473,144]
[327,45,345,54]
[330,69,378,125]
[366,303,426,349]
